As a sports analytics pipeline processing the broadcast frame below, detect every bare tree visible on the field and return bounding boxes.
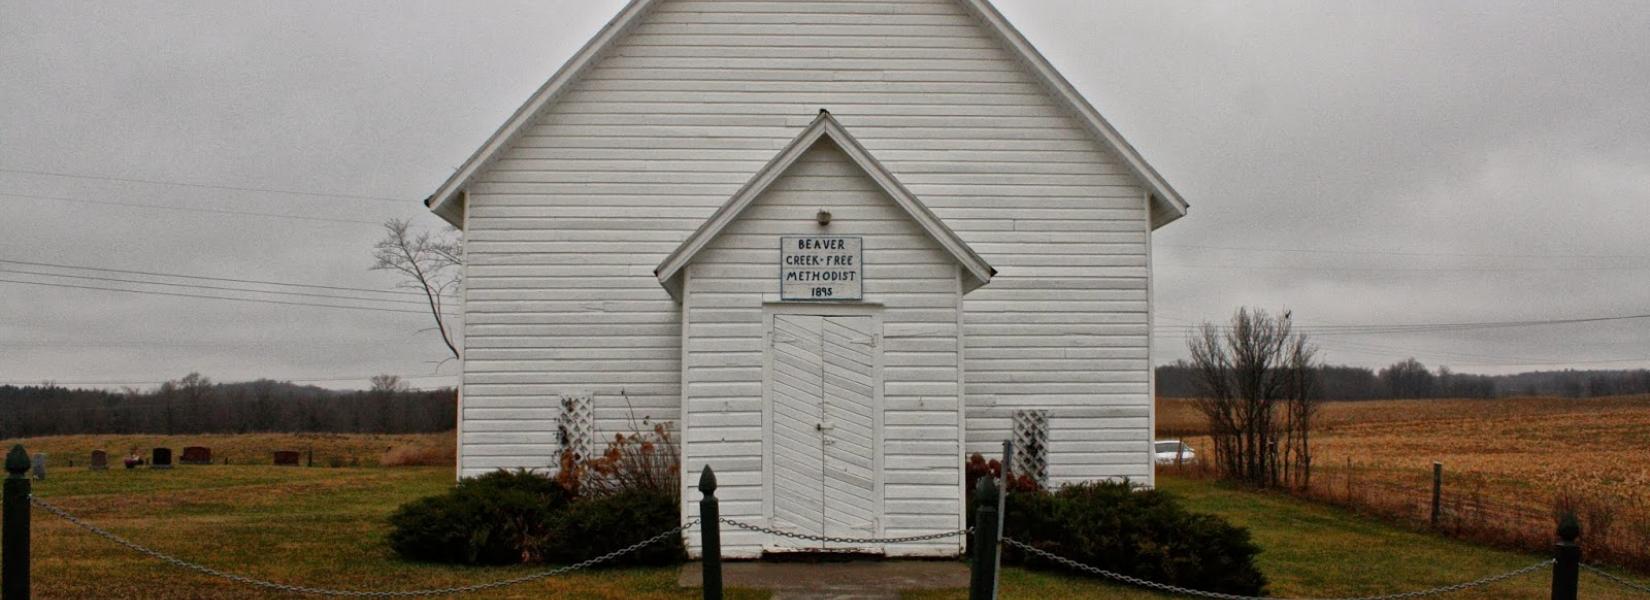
[370,374,411,393]
[372,219,462,362]
[1187,307,1319,489]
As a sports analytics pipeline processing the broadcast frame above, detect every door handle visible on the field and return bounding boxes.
[815,422,835,431]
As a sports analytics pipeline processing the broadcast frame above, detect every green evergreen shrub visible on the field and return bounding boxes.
[1002,481,1267,596]
[386,469,571,565]
[545,488,687,566]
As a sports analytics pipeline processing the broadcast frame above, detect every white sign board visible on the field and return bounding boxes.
[780,236,862,301]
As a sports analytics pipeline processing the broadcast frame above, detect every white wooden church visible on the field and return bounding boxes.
[425,0,1188,558]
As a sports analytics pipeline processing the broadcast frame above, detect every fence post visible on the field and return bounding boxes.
[1431,462,1442,528]
[698,466,722,600]
[4,445,30,600]
[969,475,1000,600]
[994,441,1011,600]
[1551,514,1580,600]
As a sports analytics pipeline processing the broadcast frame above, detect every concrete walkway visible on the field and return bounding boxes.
[678,561,970,599]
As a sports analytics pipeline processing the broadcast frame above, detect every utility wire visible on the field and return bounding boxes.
[0,258,427,298]
[1161,262,1650,273]
[1151,312,1650,335]
[4,373,457,387]
[0,268,434,307]
[0,278,457,316]
[0,167,407,204]
[0,192,382,225]
[1158,243,1650,260]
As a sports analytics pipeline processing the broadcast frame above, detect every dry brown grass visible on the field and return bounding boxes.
[380,441,457,467]
[4,431,456,469]
[1158,395,1650,571]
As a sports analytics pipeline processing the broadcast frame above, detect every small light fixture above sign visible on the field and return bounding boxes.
[816,209,832,226]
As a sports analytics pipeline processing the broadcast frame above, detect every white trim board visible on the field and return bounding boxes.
[653,110,995,301]
[423,0,1190,230]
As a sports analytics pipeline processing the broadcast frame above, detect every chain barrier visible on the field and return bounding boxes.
[718,517,970,545]
[1583,564,1650,595]
[1000,536,1553,600]
[31,494,694,598]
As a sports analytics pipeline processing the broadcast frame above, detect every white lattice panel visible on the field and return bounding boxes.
[557,393,595,461]
[1012,410,1050,488]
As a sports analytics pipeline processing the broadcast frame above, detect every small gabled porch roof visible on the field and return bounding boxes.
[654,110,996,301]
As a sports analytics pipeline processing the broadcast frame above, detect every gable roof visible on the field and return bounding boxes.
[425,0,1189,229]
[654,111,996,300]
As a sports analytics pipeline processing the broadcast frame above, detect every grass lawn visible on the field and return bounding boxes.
[915,477,1644,600]
[20,460,1646,599]
[28,464,763,599]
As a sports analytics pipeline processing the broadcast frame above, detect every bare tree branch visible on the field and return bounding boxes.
[372,218,462,361]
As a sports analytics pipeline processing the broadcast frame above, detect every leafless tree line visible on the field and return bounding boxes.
[0,374,455,438]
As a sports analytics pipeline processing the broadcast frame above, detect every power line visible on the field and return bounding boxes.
[0,277,456,316]
[0,167,407,204]
[0,192,382,225]
[0,258,427,298]
[1158,243,1650,260]
[0,339,416,349]
[1152,312,1650,336]
[1160,262,1650,273]
[0,268,436,308]
[1309,339,1650,369]
[2,373,458,387]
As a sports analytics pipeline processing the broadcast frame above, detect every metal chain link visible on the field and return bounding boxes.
[31,494,694,597]
[1583,564,1650,595]
[1000,536,1553,600]
[719,517,970,545]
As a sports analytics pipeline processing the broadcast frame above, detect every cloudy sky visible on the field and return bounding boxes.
[2,0,1646,389]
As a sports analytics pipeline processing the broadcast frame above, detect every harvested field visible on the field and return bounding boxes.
[1157,395,1650,570]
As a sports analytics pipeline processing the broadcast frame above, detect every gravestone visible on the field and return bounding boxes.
[31,452,46,480]
[90,450,109,471]
[123,454,143,469]
[180,446,211,465]
[150,447,173,469]
[273,450,301,466]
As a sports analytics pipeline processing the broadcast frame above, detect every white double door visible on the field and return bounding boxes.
[766,313,881,549]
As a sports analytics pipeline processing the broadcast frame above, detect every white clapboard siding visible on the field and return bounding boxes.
[458,0,1151,503]
[681,141,963,557]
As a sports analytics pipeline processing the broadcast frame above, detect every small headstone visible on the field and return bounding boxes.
[150,447,173,469]
[180,446,211,465]
[123,454,143,469]
[31,452,46,480]
[90,450,109,471]
[273,450,301,466]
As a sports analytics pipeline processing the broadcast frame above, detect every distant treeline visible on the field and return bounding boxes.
[1157,360,1650,400]
[0,374,455,438]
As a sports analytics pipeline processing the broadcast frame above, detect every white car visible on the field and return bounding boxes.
[1154,440,1196,465]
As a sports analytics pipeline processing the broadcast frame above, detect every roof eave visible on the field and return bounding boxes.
[430,0,1193,230]
[424,0,660,228]
[656,111,996,299]
[960,0,1190,230]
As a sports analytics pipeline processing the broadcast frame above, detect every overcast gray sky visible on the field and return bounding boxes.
[2,0,1646,389]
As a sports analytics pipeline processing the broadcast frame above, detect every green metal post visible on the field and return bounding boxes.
[994,441,1011,599]
[4,445,31,600]
[1552,514,1580,600]
[969,475,1000,600]
[698,466,722,600]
